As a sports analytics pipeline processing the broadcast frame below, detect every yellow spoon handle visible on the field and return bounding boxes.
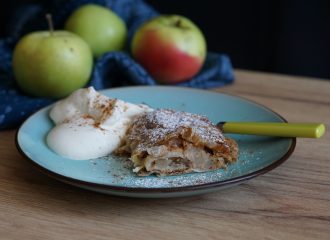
[219,122,326,138]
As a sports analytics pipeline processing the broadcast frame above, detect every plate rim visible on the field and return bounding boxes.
[15,86,296,194]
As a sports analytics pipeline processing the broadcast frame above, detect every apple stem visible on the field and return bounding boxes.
[175,19,182,28]
[46,14,54,36]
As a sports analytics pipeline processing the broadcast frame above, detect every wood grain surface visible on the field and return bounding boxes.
[0,70,329,240]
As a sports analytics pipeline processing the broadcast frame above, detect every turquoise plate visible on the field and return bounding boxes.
[16,86,295,198]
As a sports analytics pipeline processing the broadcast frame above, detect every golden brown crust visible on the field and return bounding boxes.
[118,109,238,176]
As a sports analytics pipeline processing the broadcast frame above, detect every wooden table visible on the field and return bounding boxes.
[1,70,329,239]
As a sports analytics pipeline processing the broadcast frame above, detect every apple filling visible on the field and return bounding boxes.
[117,109,238,176]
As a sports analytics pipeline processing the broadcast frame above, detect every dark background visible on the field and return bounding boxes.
[1,0,330,79]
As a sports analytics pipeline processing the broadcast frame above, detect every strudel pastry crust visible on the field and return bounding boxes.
[118,109,238,176]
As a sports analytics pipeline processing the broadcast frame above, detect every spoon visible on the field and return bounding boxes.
[216,122,325,138]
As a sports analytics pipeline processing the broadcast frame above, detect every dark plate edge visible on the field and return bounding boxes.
[15,86,297,194]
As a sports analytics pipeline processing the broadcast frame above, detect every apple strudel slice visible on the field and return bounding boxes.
[118,109,238,176]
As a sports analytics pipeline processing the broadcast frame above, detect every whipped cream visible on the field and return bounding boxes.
[46,87,152,160]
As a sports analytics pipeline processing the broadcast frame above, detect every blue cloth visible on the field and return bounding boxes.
[0,0,234,129]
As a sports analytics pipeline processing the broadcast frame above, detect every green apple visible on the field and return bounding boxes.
[132,15,207,83]
[65,4,127,57]
[12,30,93,98]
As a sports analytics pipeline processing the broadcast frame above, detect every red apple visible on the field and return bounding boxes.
[131,15,207,83]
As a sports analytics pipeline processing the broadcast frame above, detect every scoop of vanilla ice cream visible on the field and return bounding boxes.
[47,87,152,160]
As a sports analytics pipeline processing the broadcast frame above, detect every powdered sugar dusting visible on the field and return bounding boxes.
[128,109,226,151]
